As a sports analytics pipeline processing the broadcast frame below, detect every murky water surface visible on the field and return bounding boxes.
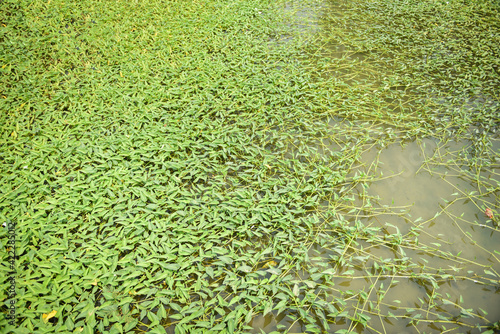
[251,1,500,333]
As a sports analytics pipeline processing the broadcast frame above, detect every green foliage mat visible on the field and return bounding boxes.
[1,0,499,333]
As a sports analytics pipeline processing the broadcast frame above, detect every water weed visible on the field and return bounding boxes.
[0,0,499,333]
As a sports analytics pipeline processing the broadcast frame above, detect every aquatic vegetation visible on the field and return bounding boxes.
[0,0,498,333]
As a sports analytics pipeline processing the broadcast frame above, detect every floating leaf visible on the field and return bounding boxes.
[262,260,277,268]
[238,308,251,325]
[293,284,300,297]
[42,310,57,323]
[484,270,497,277]
[237,265,253,273]
[263,302,273,316]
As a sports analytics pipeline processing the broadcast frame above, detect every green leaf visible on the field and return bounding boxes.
[245,309,253,324]
[149,325,167,334]
[212,323,226,331]
[215,307,226,316]
[263,302,272,316]
[124,319,138,332]
[322,268,336,275]
[206,266,214,278]
[484,270,497,277]
[237,265,253,273]
[158,305,167,320]
[164,263,180,271]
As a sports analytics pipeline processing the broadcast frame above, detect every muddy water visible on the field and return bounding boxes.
[320,138,498,334]
[343,138,500,332]
[250,1,500,333]
[252,137,500,333]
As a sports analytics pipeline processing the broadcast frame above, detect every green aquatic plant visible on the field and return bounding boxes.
[0,0,499,333]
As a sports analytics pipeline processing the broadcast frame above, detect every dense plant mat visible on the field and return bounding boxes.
[1,0,499,333]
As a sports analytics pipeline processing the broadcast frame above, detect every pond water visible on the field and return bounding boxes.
[249,1,500,333]
[250,136,500,333]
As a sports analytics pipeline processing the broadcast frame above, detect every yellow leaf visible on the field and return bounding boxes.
[91,278,99,286]
[42,310,57,323]
[11,131,17,139]
[262,260,277,269]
